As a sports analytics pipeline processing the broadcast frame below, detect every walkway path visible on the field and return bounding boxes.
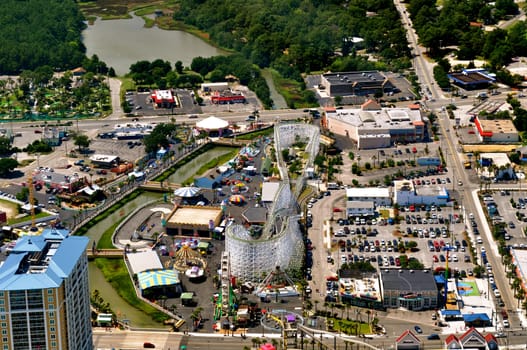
[261,68,288,109]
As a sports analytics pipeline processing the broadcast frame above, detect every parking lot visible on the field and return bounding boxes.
[481,190,527,248]
[124,85,262,119]
[323,174,476,282]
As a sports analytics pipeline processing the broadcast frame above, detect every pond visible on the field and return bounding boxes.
[83,14,226,75]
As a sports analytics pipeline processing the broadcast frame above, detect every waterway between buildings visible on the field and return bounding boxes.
[86,146,239,327]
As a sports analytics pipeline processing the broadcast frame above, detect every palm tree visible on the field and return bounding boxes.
[516,288,526,308]
[522,299,527,316]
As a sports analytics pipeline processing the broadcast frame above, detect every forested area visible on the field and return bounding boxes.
[407,0,527,69]
[175,0,412,80]
[0,0,86,74]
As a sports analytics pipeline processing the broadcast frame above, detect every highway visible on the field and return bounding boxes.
[393,0,527,332]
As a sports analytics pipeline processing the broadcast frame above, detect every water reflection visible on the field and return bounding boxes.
[83,14,225,75]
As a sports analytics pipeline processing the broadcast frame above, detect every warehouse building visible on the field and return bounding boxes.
[346,187,391,207]
[320,71,396,97]
[393,180,449,206]
[474,117,519,143]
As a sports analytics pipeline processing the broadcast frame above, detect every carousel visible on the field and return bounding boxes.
[173,243,207,280]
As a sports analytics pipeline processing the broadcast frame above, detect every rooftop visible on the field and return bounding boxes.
[0,231,89,291]
[323,71,387,85]
[326,104,423,132]
[416,186,449,198]
[478,119,518,134]
[167,206,222,226]
[381,269,437,292]
[346,201,375,209]
[346,187,390,198]
[479,153,511,168]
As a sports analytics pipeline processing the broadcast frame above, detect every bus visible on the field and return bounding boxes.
[327,182,339,190]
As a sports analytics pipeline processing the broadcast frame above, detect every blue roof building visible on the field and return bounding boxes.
[0,231,92,350]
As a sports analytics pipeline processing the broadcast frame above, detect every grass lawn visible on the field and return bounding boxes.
[330,318,372,335]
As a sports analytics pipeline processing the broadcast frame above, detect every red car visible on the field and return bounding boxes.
[433,255,439,262]
[333,207,343,212]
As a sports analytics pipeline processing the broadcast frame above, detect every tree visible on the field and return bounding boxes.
[73,133,91,152]
[0,136,13,156]
[0,158,18,177]
[143,123,178,153]
[16,187,29,202]
[175,60,184,74]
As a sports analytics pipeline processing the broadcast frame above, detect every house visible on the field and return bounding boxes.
[445,327,497,350]
[395,329,421,350]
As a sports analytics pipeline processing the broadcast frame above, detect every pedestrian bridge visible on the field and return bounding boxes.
[87,249,123,258]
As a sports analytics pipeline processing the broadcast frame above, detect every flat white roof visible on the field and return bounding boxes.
[261,182,281,202]
[512,248,527,286]
[346,187,390,198]
[154,90,173,99]
[480,153,511,168]
[127,250,163,275]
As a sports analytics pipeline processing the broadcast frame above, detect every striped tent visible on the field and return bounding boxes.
[137,269,180,291]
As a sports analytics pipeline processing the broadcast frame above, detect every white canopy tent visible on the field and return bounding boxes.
[196,116,229,130]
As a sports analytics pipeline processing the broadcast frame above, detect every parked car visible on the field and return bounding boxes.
[414,325,423,334]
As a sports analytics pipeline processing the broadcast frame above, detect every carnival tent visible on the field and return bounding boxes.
[229,194,246,204]
[137,269,180,290]
[196,116,229,130]
[174,186,201,198]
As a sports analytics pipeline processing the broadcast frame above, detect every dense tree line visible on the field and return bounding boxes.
[0,0,87,74]
[174,0,412,79]
[408,0,526,69]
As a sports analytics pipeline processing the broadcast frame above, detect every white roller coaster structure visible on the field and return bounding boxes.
[225,122,320,282]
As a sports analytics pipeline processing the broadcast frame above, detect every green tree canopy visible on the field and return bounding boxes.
[0,0,86,74]
[143,123,178,154]
[0,158,18,177]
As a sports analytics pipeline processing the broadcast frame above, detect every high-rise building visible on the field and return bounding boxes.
[0,229,92,350]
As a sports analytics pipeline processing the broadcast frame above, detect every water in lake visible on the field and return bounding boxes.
[83,15,225,75]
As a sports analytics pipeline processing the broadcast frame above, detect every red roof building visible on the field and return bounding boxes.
[210,90,245,104]
[151,90,176,108]
[395,329,421,350]
[445,327,496,350]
